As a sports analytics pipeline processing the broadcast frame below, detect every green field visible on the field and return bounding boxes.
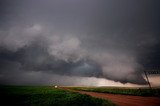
[71,87,160,96]
[0,86,115,106]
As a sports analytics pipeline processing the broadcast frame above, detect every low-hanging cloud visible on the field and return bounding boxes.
[0,0,160,86]
[0,24,147,85]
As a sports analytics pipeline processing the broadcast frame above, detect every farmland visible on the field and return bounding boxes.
[63,87,160,106]
[70,87,160,96]
[0,86,115,106]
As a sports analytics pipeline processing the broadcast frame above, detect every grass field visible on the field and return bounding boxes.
[0,86,115,106]
[71,87,160,97]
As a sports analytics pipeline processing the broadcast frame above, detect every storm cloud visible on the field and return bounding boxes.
[0,0,160,86]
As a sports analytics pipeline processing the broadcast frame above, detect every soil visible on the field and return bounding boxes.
[60,87,160,106]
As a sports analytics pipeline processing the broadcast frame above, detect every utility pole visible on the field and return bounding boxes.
[144,70,152,90]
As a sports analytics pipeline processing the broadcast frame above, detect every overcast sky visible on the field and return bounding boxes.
[0,0,160,86]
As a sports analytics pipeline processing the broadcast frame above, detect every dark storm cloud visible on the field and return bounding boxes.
[0,41,146,85]
[0,40,103,76]
[0,0,160,85]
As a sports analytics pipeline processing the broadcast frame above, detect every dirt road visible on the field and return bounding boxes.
[61,87,160,106]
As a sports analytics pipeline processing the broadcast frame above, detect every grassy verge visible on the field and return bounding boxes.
[0,86,115,106]
[71,87,160,97]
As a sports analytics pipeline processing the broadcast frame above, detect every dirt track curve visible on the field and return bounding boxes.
[60,87,160,106]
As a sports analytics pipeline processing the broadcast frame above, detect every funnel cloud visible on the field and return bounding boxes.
[0,0,160,86]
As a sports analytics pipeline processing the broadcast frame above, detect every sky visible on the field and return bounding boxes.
[0,0,160,86]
